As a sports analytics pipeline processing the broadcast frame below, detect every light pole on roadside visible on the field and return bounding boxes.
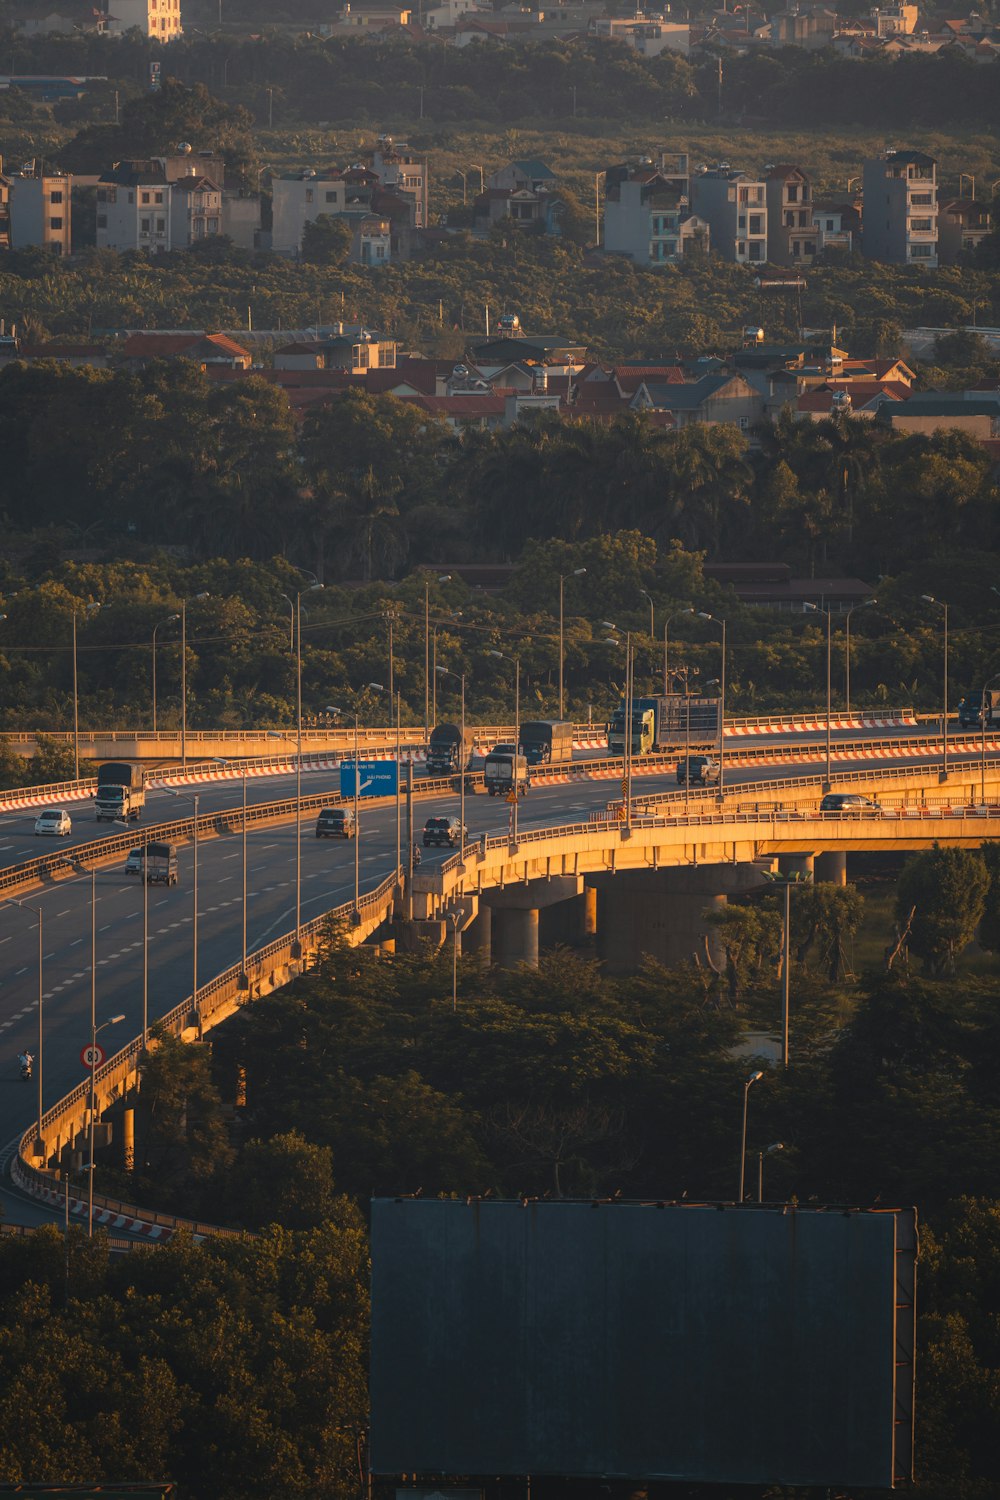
[663,607,694,696]
[214,760,250,986]
[843,597,877,720]
[738,1070,764,1203]
[167,790,202,1022]
[72,602,101,778]
[180,593,210,767]
[3,899,44,1153]
[88,1012,125,1236]
[152,614,179,732]
[424,574,452,737]
[640,589,655,643]
[697,613,727,797]
[921,594,950,780]
[449,909,460,1010]
[764,869,812,1067]
[437,664,468,869]
[757,1141,785,1202]
[488,651,521,846]
[803,603,833,789]
[559,568,587,719]
[980,671,1000,805]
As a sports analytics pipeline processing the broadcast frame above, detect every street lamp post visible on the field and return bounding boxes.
[559,568,587,719]
[663,607,694,696]
[449,910,460,1010]
[88,1013,125,1236]
[757,1141,785,1203]
[697,613,727,797]
[180,593,210,768]
[843,598,877,719]
[72,602,101,778]
[921,595,949,780]
[424,574,452,737]
[3,900,44,1152]
[804,604,833,789]
[214,760,250,985]
[489,651,520,845]
[167,790,201,1024]
[437,665,467,869]
[152,614,179,732]
[980,671,1000,805]
[738,1070,764,1203]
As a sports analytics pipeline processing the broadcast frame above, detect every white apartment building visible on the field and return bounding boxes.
[691,165,768,264]
[97,162,171,251]
[107,0,182,39]
[371,136,427,228]
[169,174,222,248]
[603,154,709,266]
[271,171,346,256]
[861,149,938,267]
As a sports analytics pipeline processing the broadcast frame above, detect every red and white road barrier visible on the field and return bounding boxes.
[13,1156,205,1241]
[726,714,917,737]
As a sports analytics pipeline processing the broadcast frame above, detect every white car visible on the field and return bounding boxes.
[34,808,72,837]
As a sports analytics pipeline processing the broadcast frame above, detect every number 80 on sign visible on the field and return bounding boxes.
[81,1043,106,1070]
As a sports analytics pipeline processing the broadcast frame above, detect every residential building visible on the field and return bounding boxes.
[603,153,709,266]
[590,12,690,54]
[271,171,347,256]
[273,330,397,373]
[371,137,427,229]
[758,4,836,47]
[475,162,563,235]
[937,198,992,262]
[691,165,767,264]
[764,165,816,266]
[16,9,109,35]
[337,3,411,26]
[793,380,909,420]
[468,313,589,375]
[886,390,1000,441]
[118,331,252,369]
[97,160,170,252]
[0,160,11,251]
[106,0,182,40]
[810,199,860,254]
[871,3,918,34]
[630,370,764,430]
[350,213,391,266]
[168,174,222,249]
[861,149,938,267]
[6,164,72,255]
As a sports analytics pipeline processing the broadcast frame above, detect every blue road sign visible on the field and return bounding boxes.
[340,759,399,799]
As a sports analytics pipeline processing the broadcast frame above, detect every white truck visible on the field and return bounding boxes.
[96,761,146,822]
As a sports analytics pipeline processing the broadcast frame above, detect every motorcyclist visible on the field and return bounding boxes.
[412,842,422,867]
[18,1052,33,1079]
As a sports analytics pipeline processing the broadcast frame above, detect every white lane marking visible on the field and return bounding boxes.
[99,924,111,933]
[156,900,169,907]
[56,909,71,918]
[70,938,82,946]
[0,938,9,947]
[222,854,239,861]
[14,968,27,976]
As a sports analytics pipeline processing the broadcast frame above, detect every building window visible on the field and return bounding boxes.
[141,191,150,205]
[208,218,219,232]
[376,244,385,258]
[325,191,338,203]
[792,240,800,257]
[911,193,932,206]
[826,219,834,230]
[305,189,314,203]
[141,217,150,232]
[787,184,798,202]
[748,241,764,261]
[738,214,746,230]
[49,216,63,230]
[737,241,746,256]
[910,218,933,232]
[156,218,166,232]
[49,190,63,204]
[785,211,794,227]
[748,214,763,235]
[910,244,933,258]
[739,415,750,430]
[154,191,163,204]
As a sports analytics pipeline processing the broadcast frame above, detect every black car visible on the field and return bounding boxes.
[423,815,467,847]
[316,807,357,838]
[819,793,882,815]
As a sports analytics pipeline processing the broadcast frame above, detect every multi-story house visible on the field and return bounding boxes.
[937,198,992,262]
[691,165,767,264]
[169,174,222,249]
[97,161,170,252]
[106,0,182,39]
[603,153,709,266]
[371,136,427,229]
[810,199,860,254]
[765,165,816,265]
[861,149,938,267]
[6,165,72,255]
[350,213,392,266]
[271,171,347,256]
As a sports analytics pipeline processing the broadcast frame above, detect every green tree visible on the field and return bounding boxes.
[793,882,865,982]
[226,1130,337,1230]
[896,845,990,976]
[300,213,352,266]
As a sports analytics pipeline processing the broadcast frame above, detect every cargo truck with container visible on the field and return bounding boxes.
[607,695,720,756]
[95,762,146,822]
[483,747,529,797]
[426,723,476,775]
[519,720,575,766]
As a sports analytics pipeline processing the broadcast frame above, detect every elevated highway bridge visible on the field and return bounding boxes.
[2,717,1000,1237]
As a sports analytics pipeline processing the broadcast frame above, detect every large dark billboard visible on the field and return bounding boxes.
[371,1199,915,1489]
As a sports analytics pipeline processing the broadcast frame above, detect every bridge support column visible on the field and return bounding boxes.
[594,864,772,975]
[778,852,815,879]
[493,907,539,969]
[815,850,847,884]
[484,877,584,970]
[465,904,492,957]
[579,884,598,938]
[122,1108,135,1172]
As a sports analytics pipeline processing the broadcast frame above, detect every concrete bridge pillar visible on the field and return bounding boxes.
[493,907,539,969]
[465,903,492,957]
[579,884,598,938]
[778,852,815,880]
[593,863,773,975]
[815,850,847,885]
[484,876,584,970]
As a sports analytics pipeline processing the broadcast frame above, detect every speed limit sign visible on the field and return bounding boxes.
[81,1042,105,1070]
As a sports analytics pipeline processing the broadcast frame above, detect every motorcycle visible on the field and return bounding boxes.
[412,843,422,868]
[18,1053,33,1081]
